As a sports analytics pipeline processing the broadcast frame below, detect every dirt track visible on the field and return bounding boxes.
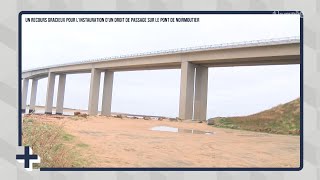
[29,115,300,168]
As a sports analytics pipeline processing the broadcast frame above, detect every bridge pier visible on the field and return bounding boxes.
[21,78,29,113]
[101,71,114,116]
[179,61,195,120]
[56,74,66,115]
[45,72,56,114]
[194,66,208,121]
[179,62,208,121]
[29,79,38,113]
[88,68,101,115]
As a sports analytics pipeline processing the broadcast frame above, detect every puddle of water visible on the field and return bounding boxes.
[150,126,214,135]
[150,126,178,132]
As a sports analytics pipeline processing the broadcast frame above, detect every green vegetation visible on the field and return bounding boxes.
[22,117,89,168]
[209,98,300,135]
[24,118,33,123]
[77,143,89,148]
[62,133,75,141]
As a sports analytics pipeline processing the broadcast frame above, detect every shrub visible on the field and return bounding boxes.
[22,118,88,167]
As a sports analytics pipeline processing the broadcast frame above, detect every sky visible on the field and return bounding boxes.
[22,14,300,118]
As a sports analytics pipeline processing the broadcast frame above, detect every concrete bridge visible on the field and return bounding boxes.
[21,37,300,121]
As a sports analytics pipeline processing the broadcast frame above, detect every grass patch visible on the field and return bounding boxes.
[24,118,33,123]
[209,98,300,135]
[77,143,89,148]
[62,133,75,141]
[22,117,89,167]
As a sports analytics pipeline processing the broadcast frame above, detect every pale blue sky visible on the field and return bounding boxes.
[22,14,300,118]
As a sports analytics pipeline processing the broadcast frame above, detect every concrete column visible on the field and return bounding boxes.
[21,78,29,113]
[179,61,195,120]
[88,68,101,115]
[29,79,38,113]
[56,74,66,115]
[101,71,114,116]
[193,66,208,121]
[45,72,56,114]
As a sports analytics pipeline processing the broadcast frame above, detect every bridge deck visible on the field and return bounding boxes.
[22,37,300,79]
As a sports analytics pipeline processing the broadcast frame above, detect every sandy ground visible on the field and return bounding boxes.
[27,114,300,168]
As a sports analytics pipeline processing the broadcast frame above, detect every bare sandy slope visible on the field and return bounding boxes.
[29,115,300,168]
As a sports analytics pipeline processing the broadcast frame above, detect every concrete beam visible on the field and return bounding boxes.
[179,61,195,120]
[101,71,114,116]
[88,68,101,115]
[187,43,300,63]
[45,72,56,114]
[21,79,29,113]
[56,74,66,115]
[193,66,208,121]
[29,79,38,113]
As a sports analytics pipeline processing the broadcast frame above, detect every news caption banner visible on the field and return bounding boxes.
[24,17,200,23]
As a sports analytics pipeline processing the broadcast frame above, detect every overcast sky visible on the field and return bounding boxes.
[22,14,300,118]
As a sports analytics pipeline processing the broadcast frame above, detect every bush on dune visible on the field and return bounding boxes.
[22,117,88,168]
